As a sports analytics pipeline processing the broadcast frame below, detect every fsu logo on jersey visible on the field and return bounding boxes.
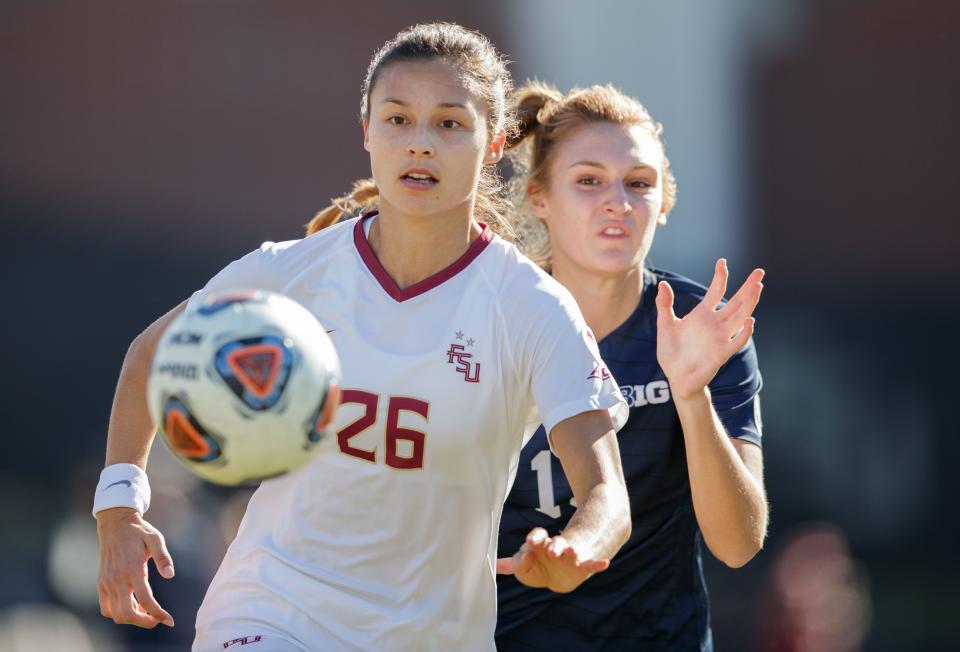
[221,634,262,647]
[446,330,480,383]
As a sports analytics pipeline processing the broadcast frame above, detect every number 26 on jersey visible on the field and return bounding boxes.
[336,389,428,469]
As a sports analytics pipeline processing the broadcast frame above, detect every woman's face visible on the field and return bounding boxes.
[364,59,503,219]
[532,122,666,277]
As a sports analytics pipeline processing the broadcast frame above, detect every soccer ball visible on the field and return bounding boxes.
[147,290,340,486]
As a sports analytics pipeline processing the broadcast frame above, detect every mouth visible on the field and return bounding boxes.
[400,169,439,189]
[598,225,630,238]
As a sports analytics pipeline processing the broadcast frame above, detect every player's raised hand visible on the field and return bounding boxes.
[96,507,175,629]
[496,527,610,593]
[655,259,764,400]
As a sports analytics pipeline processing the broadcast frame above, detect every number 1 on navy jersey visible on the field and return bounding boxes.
[531,449,577,518]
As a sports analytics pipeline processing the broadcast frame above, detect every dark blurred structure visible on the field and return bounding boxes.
[2,1,958,650]
[754,0,960,291]
[735,2,960,649]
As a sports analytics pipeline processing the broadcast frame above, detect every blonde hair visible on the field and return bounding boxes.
[306,22,516,240]
[505,81,677,270]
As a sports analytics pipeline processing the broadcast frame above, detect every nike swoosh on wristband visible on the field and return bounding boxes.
[106,480,132,489]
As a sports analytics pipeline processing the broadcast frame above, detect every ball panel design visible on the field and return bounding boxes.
[160,395,222,462]
[215,336,293,410]
[147,290,340,486]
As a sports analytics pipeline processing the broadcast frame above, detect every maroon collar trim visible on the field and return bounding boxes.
[353,211,494,303]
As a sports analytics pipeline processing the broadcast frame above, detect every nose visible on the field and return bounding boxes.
[407,126,435,157]
[602,183,632,216]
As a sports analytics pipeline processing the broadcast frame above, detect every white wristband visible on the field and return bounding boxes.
[92,463,151,517]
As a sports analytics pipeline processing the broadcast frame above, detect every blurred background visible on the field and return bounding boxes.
[2,0,958,649]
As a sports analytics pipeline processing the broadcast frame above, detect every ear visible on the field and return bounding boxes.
[362,120,370,152]
[528,182,550,221]
[656,199,670,226]
[484,129,506,164]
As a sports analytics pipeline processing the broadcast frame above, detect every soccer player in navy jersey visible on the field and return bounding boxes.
[495,82,768,651]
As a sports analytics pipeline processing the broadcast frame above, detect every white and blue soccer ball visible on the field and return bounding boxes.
[147,290,340,486]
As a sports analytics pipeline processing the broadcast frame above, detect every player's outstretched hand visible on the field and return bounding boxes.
[496,527,610,593]
[96,507,176,629]
[656,259,764,400]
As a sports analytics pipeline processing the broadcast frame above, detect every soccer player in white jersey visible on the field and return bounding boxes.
[94,23,631,651]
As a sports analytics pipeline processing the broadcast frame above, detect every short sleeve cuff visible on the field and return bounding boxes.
[542,393,629,455]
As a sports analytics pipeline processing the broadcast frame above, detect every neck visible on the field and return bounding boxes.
[552,263,645,341]
[368,198,482,290]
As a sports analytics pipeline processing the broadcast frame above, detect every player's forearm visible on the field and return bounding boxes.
[675,387,767,568]
[560,481,631,561]
[551,411,631,561]
[104,336,160,468]
[105,301,187,468]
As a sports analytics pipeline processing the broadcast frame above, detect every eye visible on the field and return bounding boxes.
[628,179,652,190]
[388,115,407,126]
[439,119,462,129]
[576,177,600,186]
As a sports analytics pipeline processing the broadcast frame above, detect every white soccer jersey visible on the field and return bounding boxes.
[188,214,628,651]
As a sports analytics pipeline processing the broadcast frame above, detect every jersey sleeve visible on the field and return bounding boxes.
[185,241,293,311]
[708,336,763,447]
[505,275,628,451]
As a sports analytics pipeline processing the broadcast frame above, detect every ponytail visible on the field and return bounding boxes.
[502,82,564,270]
[305,178,380,236]
[505,81,563,151]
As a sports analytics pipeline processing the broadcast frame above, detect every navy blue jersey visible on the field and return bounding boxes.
[496,268,763,651]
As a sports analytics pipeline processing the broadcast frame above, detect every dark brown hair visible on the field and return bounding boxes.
[306,22,515,239]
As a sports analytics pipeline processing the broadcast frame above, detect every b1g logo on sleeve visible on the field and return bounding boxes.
[621,380,671,407]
